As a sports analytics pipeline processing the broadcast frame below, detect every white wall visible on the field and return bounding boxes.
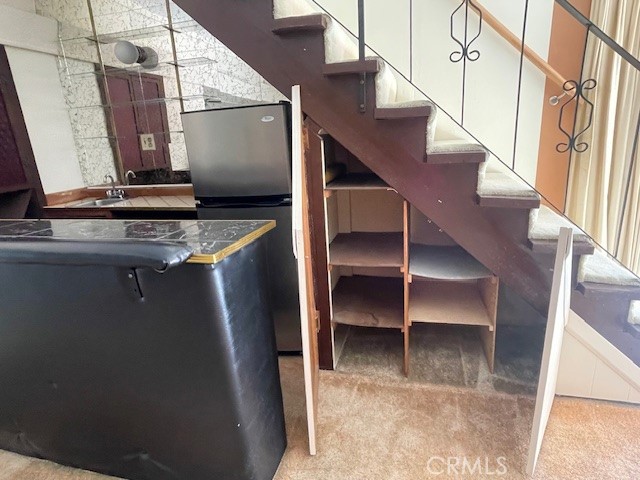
[6,47,85,194]
[316,0,555,186]
[0,3,85,194]
[0,0,35,13]
[0,3,57,54]
[557,311,640,404]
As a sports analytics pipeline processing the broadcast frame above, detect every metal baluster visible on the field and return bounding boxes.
[561,30,592,214]
[555,78,597,155]
[410,0,413,83]
[614,111,640,257]
[512,0,529,171]
[449,0,482,126]
[358,0,366,113]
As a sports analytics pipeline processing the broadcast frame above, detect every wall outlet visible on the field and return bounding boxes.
[140,134,156,151]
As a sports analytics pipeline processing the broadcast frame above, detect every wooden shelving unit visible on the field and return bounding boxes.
[323,162,408,370]
[322,159,499,375]
[406,208,499,373]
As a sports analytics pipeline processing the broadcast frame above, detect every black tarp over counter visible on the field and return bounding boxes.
[0,219,286,480]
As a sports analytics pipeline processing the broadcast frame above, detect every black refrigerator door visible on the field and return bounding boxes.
[197,204,302,352]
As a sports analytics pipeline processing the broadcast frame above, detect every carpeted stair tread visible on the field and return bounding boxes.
[375,101,432,119]
[528,205,590,242]
[477,171,539,199]
[428,139,487,154]
[578,249,640,287]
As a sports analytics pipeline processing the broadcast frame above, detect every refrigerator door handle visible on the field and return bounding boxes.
[198,199,291,209]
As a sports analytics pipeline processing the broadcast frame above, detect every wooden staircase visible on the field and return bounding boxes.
[173,0,640,367]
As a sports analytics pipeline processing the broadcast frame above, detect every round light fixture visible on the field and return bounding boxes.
[114,41,158,69]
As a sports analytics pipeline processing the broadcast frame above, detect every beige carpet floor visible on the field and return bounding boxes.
[1,357,639,479]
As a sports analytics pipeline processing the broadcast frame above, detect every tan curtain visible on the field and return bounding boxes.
[566,0,640,272]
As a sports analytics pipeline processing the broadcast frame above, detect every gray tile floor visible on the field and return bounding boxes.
[335,323,544,395]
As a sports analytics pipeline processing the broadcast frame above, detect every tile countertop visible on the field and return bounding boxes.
[0,219,276,265]
[45,195,197,211]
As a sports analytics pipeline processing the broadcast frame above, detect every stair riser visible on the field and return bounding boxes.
[272,14,327,34]
[426,151,487,165]
[476,195,540,209]
[528,239,595,256]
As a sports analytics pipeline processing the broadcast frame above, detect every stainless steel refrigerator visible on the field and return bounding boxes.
[182,102,302,352]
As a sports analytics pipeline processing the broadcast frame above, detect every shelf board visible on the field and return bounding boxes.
[325,173,393,191]
[67,95,209,110]
[61,19,200,44]
[332,276,404,329]
[409,244,492,280]
[409,281,493,329]
[330,232,403,268]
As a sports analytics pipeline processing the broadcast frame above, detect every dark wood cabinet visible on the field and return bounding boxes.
[0,59,28,194]
[105,70,171,173]
[0,46,44,218]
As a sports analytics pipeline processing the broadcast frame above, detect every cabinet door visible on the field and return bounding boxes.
[527,227,573,474]
[132,75,170,170]
[0,82,27,193]
[107,74,144,172]
[292,85,320,455]
[106,71,171,173]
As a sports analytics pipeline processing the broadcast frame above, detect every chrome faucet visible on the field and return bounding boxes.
[104,174,125,199]
[125,170,137,185]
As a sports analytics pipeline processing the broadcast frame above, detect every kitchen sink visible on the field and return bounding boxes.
[74,198,126,208]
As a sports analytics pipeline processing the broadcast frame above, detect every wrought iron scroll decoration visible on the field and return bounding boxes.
[556,78,597,154]
[450,0,483,124]
[450,0,483,63]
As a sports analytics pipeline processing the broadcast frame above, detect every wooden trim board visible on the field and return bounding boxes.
[403,200,410,375]
[187,221,275,264]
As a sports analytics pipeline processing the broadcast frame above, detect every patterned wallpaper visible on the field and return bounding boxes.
[35,0,286,185]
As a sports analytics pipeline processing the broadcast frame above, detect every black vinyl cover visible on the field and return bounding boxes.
[0,238,193,270]
[0,238,286,480]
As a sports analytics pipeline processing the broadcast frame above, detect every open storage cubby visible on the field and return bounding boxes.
[406,207,499,373]
[323,153,409,368]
